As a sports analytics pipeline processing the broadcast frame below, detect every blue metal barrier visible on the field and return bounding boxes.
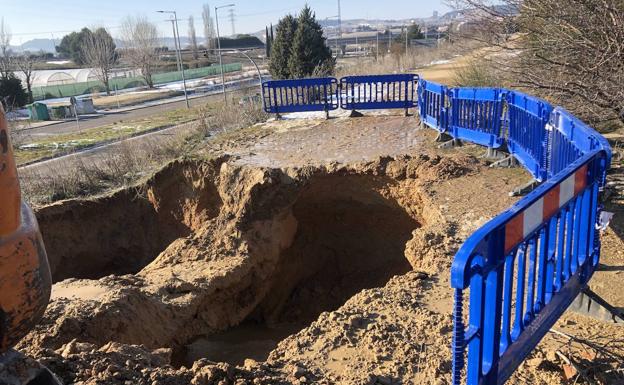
[451,150,607,385]
[548,108,612,182]
[449,87,505,148]
[262,77,339,114]
[506,91,553,181]
[340,74,419,111]
[418,79,448,131]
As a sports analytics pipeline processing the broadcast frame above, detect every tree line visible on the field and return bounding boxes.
[0,3,228,110]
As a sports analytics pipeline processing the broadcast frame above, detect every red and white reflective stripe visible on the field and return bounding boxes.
[504,165,588,254]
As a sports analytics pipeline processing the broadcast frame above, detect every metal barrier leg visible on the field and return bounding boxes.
[570,288,624,324]
[509,179,540,197]
[483,147,508,160]
[438,138,462,149]
[275,113,282,121]
[490,155,519,169]
[435,132,454,143]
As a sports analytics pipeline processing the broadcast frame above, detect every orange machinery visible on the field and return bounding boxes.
[0,105,51,352]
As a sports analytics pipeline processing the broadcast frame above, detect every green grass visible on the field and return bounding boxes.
[14,106,209,165]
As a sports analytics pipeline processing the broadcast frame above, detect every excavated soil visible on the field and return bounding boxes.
[15,115,624,385]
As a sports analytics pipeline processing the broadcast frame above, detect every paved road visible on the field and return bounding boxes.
[18,92,228,138]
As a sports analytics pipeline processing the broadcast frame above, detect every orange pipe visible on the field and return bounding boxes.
[0,105,21,236]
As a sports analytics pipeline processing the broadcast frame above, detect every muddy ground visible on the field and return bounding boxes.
[12,113,624,384]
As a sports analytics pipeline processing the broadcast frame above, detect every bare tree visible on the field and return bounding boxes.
[188,16,199,61]
[0,18,12,79]
[452,0,624,126]
[14,54,36,102]
[82,27,117,95]
[202,4,216,51]
[120,16,159,88]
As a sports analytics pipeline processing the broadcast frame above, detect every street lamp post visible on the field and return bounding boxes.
[215,4,235,105]
[157,10,190,108]
[166,19,181,71]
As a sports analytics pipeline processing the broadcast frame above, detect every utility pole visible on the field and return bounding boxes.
[157,10,190,108]
[228,8,236,36]
[405,25,408,55]
[376,31,379,60]
[337,0,342,39]
[216,4,235,105]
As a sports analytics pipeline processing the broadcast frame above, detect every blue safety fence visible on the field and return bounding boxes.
[340,74,419,111]
[450,150,607,385]
[506,91,553,181]
[548,108,612,183]
[443,89,610,384]
[262,77,339,114]
[418,79,449,132]
[262,73,612,385]
[449,87,505,148]
[262,74,419,115]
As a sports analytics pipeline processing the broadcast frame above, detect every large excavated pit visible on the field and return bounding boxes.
[19,149,529,384]
[179,174,419,366]
[29,159,426,366]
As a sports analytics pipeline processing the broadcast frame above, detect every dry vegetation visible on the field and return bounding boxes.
[455,0,624,132]
[20,96,268,207]
[336,39,484,79]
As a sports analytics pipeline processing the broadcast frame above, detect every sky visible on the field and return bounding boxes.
[1,0,451,44]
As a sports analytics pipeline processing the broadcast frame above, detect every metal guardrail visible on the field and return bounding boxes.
[340,74,418,112]
[261,77,339,114]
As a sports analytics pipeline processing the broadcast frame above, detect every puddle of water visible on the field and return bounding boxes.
[179,321,306,367]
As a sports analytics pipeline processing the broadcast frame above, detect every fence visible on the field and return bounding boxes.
[418,79,448,132]
[340,74,418,111]
[506,91,552,181]
[448,87,505,149]
[261,77,339,114]
[31,63,243,101]
[262,74,418,115]
[261,74,611,385]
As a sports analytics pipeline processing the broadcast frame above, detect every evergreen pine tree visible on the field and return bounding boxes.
[270,23,274,44]
[265,26,271,58]
[269,15,297,79]
[288,5,334,78]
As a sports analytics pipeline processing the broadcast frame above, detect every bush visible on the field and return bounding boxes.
[452,60,500,88]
